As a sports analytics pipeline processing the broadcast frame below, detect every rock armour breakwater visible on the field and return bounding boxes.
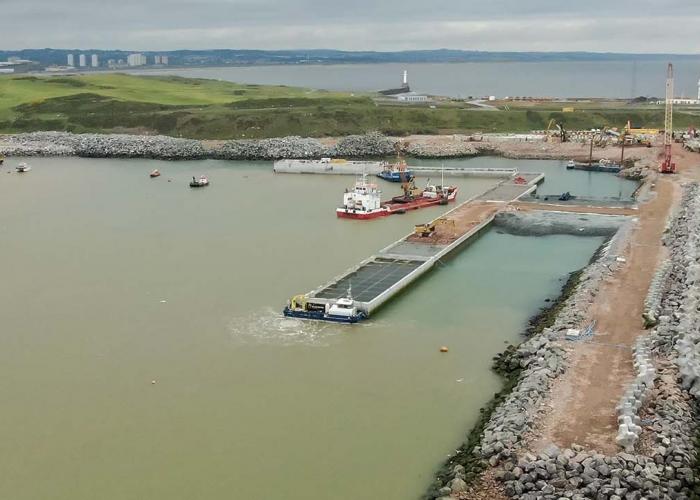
[0,132,656,169]
[0,131,396,160]
[430,185,700,499]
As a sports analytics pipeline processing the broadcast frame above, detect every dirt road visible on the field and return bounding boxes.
[531,144,698,453]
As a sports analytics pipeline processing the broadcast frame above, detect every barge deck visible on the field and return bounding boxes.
[284,173,545,321]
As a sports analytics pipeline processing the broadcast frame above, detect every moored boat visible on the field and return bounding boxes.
[377,158,414,183]
[16,162,31,172]
[189,175,209,187]
[150,169,161,178]
[283,288,366,323]
[566,159,576,169]
[337,172,390,219]
[337,174,458,220]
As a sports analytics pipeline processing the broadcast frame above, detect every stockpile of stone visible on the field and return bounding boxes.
[405,138,485,158]
[0,131,407,160]
[328,132,396,157]
[0,131,208,159]
[214,136,327,160]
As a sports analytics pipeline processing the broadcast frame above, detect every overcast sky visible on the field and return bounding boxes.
[4,0,700,53]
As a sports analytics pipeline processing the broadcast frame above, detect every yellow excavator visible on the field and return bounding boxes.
[414,218,455,237]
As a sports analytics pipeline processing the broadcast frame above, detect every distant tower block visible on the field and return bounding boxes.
[67,54,75,67]
[91,54,99,68]
[79,54,86,67]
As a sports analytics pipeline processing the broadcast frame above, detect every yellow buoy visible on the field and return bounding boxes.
[440,346,449,353]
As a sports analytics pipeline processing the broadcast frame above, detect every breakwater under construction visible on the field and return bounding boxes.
[0,156,633,500]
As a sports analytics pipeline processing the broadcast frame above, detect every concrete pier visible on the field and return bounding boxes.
[290,173,544,318]
[273,159,517,178]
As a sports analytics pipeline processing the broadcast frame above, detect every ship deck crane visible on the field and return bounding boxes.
[660,63,676,174]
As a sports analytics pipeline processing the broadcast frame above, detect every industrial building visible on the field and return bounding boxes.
[0,59,39,74]
[127,53,147,66]
[394,92,430,103]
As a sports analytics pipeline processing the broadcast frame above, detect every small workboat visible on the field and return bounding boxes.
[566,159,575,169]
[16,162,31,172]
[189,175,209,187]
[283,287,366,323]
[150,169,161,178]
[377,158,414,183]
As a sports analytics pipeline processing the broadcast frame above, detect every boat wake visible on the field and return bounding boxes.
[227,307,344,346]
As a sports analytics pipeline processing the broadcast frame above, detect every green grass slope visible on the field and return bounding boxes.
[0,73,698,139]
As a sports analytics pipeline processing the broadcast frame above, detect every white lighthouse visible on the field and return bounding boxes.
[697,78,700,101]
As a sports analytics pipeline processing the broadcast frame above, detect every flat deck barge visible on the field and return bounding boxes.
[284,172,544,322]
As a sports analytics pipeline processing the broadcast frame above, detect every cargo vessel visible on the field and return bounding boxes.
[336,173,457,220]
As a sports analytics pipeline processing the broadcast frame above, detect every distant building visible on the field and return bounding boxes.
[79,54,87,67]
[91,54,99,68]
[67,54,75,67]
[0,59,38,74]
[127,53,147,66]
[154,55,161,65]
[160,55,169,65]
[394,92,430,103]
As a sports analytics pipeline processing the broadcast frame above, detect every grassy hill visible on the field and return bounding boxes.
[0,73,697,139]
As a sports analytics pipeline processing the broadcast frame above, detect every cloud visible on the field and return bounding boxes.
[1,0,700,52]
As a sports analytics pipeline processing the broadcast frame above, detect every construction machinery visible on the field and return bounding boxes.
[414,218,455,237]
[660,63,676,174]
[545,119,567,142]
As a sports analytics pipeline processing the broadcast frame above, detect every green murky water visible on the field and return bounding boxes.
[0,157,612,499]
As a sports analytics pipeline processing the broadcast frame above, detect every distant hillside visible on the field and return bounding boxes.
[2,48,700,67]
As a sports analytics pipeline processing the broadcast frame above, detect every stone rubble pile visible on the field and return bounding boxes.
[0,131,397,160]
[328,132,397,157]
[213,136,326,159]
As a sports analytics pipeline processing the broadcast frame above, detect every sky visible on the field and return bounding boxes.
[3,0,700,53]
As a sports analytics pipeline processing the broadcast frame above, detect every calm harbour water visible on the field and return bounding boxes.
[132,59,700,99]
[0,157,632,499]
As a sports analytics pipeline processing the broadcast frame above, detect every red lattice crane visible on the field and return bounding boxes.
[660,63,676,174]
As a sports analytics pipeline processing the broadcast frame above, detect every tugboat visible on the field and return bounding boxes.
[283,286,366,323]
[377,157,414,182]
[189,175,209,187]
[16,162,31,173]
[150,169,161,178]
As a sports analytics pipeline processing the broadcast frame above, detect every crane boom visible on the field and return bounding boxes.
[660,63,676,173]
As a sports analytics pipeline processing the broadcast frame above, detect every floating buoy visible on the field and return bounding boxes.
[151,380,157,385]
[440,346,449,353]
